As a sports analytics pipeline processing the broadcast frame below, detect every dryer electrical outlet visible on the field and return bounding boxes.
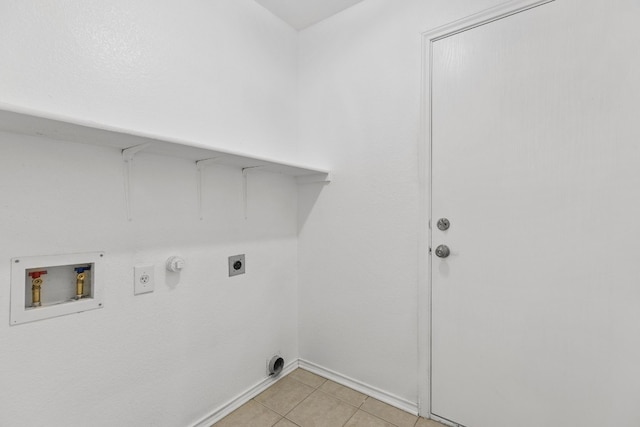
[228,254,245,277]
[134,265,155,295]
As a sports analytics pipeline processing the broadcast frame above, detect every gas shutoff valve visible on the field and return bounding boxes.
[166,256,185,273]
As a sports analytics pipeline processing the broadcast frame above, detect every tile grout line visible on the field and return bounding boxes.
[281,372,329,419]
[340,408,359,427]
[246,399,287,427]
[358,398,418,427]
[277,369,335,422]
[268,414,283,427]
[289,370,328,389]
[278,415,303,427]
[215,368,435,427]
[284,388,359,427]
[251,398,280,414]
[283,387,323,420]
[360,408,402,427]
[319,379,370,409]
[282,371,408,427]
[360,409,403,427]
[250,369,425,427]
[337,398,403,427]
[253,372,321,417]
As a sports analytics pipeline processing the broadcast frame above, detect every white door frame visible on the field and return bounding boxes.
[416,0,556,420]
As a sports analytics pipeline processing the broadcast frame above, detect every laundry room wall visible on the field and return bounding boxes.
[0,1,301,426]
[297,0,502,410]
[0,0,299,161]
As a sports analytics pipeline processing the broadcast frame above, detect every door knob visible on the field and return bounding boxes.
[435,245,450,258]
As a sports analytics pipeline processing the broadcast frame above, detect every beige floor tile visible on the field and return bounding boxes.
[343,410,395,427]
[214,400,282,427]
[415,418,448,427]
[274,419,301,427]
[360,398,418,427]
[286,390,358,427]
[288,369,327,388]
[255,377,316,416]
[318,380,367,407]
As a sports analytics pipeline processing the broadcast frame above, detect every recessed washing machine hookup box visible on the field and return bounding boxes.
[10,252,105,326]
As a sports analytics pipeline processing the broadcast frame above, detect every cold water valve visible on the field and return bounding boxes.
[28,270,48,307]
[74,265,91,300]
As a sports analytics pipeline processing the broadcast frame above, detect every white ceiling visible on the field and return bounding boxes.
[254,0,366,30]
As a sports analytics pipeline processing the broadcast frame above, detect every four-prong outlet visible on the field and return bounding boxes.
[228,254,245,277]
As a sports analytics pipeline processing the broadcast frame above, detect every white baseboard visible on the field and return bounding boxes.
[429,413,460,427]
[190,358,422,427]
[298,359,419,416]
[189,360,300,427]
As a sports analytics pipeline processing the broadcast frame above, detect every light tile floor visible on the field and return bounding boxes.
[213,368,447,427]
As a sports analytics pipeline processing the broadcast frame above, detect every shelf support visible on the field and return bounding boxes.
[196,157,224,220]
[242,166,265,220]
[122,143,154,221]
[296,172,332,185]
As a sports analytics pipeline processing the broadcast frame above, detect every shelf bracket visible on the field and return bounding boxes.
[296,172,332,185]
[242,166,265,220]
[196,157,224,220]
[122,142,154,221]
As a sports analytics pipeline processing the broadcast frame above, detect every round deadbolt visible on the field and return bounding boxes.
[437,218,450,231]
[435,245,450,258]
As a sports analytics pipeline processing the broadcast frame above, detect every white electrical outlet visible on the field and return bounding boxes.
[134,265,155,295]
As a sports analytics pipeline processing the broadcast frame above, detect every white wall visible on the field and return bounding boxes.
[0,0,299,162]
[297,0,502,408]
[0,1,300,426]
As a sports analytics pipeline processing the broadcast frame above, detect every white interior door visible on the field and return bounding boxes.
[430,1,640,426]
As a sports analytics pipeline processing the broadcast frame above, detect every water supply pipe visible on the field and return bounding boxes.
[28,270,47,307]
[74,266,91,300]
